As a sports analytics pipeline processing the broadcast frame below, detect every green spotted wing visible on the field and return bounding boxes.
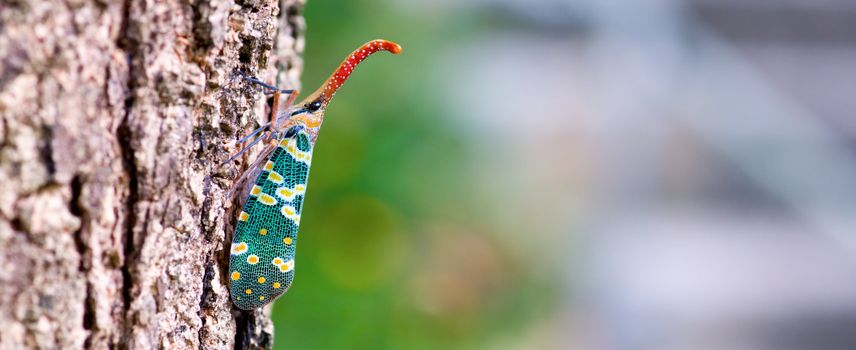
[228,126,313,310]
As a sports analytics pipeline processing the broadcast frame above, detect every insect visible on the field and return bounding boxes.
[226,39,402,310]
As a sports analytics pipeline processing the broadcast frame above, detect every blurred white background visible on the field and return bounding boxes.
[424,0,856,348]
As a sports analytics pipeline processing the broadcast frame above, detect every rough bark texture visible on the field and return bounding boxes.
[0,0,304,348]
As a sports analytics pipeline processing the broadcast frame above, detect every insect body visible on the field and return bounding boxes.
[228,39,402,310]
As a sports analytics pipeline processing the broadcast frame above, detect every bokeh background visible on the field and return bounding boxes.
[274,0,856,349]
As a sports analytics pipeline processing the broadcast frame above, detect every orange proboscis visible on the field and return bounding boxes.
[316,39,403,102]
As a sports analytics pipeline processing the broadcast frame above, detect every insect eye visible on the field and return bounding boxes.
[306,100,322,112]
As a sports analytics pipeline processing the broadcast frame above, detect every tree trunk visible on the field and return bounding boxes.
[0,0,304,348]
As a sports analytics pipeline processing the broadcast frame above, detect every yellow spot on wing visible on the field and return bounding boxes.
[259,296,265,301]
[250,185,262,196]
[278,260,294,273]
[283,237,293,245]
[276,187,296,200]
[231,271,240,280]
[272,257,283,265]
[245,289,252,295]
[280,205,301,224]
[273,282,281,289]
[264,161,274,171]
[258,194,277,206]
[281,205,296,216]
[231,242,248,255]
[291,149,311,164]
[247,255,259,264]
[268,171,284,184]
[239,211,249,221]
[259,228,267,236]
[296,153,311,163]
[258,276,266,283]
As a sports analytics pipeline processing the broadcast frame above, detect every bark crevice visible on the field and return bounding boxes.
[116,0,142,342]
[198,260,214,349]
[69,174,95,350]
[117,107,139,349]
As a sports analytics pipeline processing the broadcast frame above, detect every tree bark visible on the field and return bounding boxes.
[0,0,304,348]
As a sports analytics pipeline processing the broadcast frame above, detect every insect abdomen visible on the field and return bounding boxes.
[228,128,313,310]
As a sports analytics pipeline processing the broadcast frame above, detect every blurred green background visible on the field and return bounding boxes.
[275,0,856,349]
[272,1,557,349]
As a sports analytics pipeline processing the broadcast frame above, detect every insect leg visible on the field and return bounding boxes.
[226,142,278,202]
[238,72,278,91]
[270,89,299,131]
[237,72,300,131]
[264,89,296,96]
[236,123,271,144]
[238,72,295,95]
[223,133,266,166]
[227,74,299,166]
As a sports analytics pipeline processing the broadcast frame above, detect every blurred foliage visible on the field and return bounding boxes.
[272,1,556,349]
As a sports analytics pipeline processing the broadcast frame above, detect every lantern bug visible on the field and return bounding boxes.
[225,39,403,310]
